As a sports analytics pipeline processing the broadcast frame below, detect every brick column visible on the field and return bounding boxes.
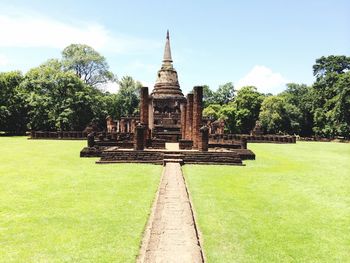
[199,126,209,152]
[241,137,247,149]
[134,123,146,150]
[140,87,149,143]
[185,93,193,140]
[140,87,149,126]
[192,86,203,148]
[180,102,187,139]
[87,132,95,147]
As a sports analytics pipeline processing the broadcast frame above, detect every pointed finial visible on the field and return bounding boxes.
[163,30,172,63]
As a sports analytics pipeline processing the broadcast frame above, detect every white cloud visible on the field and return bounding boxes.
[100,81,119,93]
[0,10,161,53]
[236,65,289,94]
[0,54,9,66]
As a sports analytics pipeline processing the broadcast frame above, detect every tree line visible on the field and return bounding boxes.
[0,44,349,138]
[0,44,141,134]
[202,55,350,138]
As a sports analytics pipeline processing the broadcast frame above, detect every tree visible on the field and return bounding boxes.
[259,96,301,134]
[313,55,350,79]
[0,71,27,134]
[327,72,350,138]
[280,83,314,136]
[213,82,235,105]
[114,76,141,119]
[203,104,221,119]
[22,60,96,131]
[218,103,237,133]
[202,85,215,107]
[62,44,115,87]
[233,86,265,133]
[312,55,350,137]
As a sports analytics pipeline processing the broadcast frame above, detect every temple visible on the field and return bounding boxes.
[80,31,257,165]
[145,30,186,141]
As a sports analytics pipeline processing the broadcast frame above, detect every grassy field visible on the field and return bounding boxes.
[0,137,161,262]
[184,142,350,263]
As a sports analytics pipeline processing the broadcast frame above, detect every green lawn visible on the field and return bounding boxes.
[184,142,350,263]
[0,137,161,262]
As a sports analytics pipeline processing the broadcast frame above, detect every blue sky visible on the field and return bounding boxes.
[0,0,349,94]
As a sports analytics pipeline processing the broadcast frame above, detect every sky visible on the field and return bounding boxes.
[0,0,349,94]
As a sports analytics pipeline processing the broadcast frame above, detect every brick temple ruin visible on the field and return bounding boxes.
[80,31,257,165]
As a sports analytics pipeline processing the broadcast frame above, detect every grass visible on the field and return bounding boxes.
[183,142,350,263]
[0,137,162,262]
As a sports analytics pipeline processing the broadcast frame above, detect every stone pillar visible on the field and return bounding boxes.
[140,87,149,126]
[116,120,119,133]
[148,100,154,131]
[241,137,247,149]
[140,87,149,143]
[134,123,146,150]
[120,119,125,133]
[192,86,203,148]
[199,126,209,152]
[185,93,194,140]
[180,103,187,139]
[131,119,136,133]
[87,132,95,147]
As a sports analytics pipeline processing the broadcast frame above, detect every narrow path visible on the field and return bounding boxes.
[137,162,204,263]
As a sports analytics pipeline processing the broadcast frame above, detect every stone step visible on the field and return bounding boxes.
[163,153,184,159]
[163,159,184,165]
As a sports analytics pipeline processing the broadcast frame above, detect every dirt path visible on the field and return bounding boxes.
[137,162,204,263]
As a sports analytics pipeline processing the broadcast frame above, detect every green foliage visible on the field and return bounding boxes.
[184,142,350,262]
[114,76,141,118]
[313,55,350,79]
[22,60,97,131]
[0,71,27,134]
[218,103,237,133]
[312,55,350,138]
[202,85,216,107]
[202,104,221,119]
[213,82,235,105]
[280,83,314,136]
[233,86,265,133]
[62,44,115,87]
[259,95,301,134]
[204,86,264,134]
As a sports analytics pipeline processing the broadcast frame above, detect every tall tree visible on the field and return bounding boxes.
[202,85,215,107]
[62,44,115,87]
[0,71,27,134]
[213,82,235,105]
[280,83,314,136]
[22,60,96,131]
[233,86,265,133]
[114,76,141,119]
[259,95,301,134]
[312,55,350,137]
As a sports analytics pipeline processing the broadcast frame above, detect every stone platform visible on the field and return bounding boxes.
[80,147,255,165]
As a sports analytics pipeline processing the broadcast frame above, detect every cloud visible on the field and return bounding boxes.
[0,54,9,66]
[100,81,119,93]
[236,65,289,94]
[0,10,161,53]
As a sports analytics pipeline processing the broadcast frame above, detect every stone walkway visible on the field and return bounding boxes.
[137,162,204,263]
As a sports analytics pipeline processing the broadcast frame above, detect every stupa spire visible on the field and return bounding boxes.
[163,30,172,63]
